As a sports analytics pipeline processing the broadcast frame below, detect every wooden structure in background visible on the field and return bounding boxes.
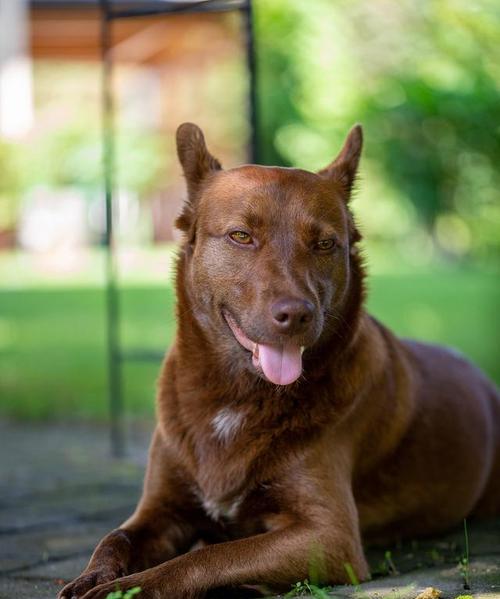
[30,3,242,65]
[29,0,257,456]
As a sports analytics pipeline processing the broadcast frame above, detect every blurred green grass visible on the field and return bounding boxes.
[0,269,498,420]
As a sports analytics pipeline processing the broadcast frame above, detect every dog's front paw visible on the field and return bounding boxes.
[58,567,122,599]
[78,573,154,599]
[79,572,202,599]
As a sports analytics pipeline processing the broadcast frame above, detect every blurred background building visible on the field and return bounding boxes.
[0,0,499,423]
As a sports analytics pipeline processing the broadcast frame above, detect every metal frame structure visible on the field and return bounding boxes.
[99,0,258,456]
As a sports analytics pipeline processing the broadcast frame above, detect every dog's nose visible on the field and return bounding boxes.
[271,298,315,334]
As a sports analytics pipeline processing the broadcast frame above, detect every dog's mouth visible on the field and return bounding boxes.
[222,310,304,386]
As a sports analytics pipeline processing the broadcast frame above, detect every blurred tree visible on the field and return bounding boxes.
[253,2,304,166]
[254,0,500,262]
[20,124,168,198]
[0,141,26,230]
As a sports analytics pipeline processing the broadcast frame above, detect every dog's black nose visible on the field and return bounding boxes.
[271,298,315,334]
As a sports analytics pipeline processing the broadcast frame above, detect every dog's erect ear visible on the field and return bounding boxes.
[176,122,222,197]
[176,123,222,233]
[318,124,363,199]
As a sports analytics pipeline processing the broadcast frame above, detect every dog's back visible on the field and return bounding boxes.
[352,327,500,542]
[403,339,500,516]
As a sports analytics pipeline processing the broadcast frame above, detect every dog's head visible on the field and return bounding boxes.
[175,123,363,386]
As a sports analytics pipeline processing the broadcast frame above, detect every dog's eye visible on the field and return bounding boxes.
[314,239,336,251]
[229,231,253,245]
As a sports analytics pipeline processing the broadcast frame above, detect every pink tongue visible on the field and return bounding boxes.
[257,342,303,386]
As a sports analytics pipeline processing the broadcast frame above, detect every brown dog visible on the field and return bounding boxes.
[59,124,500,599]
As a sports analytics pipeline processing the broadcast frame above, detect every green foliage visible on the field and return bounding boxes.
[105,587,141,599]
[384,550,399,576]
[0,74,169,230]
[21,124,167,197]
[343,562,360,586]
[2,1,499,263]
[254,0,500,262]
[0,141,28,227]
[253,2,304,166]
[285,579,332,599]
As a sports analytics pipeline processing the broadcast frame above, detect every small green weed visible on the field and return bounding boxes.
[343,562,360,586]
[458,556,470,591]
[285,579,333,598]
[105,586,141,599]
[429,548,444,565]
[384,550,399,576]
[454,595,473,599]
[458,519,471,590]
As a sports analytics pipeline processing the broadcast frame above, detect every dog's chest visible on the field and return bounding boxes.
[195,484,273,540]
[192,408,259,523]
[183,403,292,530]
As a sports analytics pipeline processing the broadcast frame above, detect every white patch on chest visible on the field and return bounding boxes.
[211,407,245,444]
[202,495,243,521]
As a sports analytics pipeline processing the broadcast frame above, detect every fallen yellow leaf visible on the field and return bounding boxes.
[415,588,442,599]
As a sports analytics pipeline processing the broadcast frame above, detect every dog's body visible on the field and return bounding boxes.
[60,124,500,599]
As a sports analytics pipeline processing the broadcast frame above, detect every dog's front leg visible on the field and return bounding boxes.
[57,514,195,599]
[78,511,369,599]
[58,428,201,599]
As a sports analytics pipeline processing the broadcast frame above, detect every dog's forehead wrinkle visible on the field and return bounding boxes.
[204,169,345,236]
[209,168,278,195]
[226,164,320,182]
[212,167,324,200]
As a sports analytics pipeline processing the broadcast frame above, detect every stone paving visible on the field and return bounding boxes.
[0,419,499,599]
[0,419,148,599]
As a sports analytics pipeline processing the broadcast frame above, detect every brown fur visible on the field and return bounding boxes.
[59,124,500,599]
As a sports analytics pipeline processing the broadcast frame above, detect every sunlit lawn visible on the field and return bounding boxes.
[0,269,498,420]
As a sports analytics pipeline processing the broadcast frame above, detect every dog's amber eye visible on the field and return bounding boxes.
[315,239,336,251]
[229,231,253,245]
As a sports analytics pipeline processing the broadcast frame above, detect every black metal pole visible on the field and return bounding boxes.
[242,0,258,164]
[100,0,125,458]
[97,0,255,458]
